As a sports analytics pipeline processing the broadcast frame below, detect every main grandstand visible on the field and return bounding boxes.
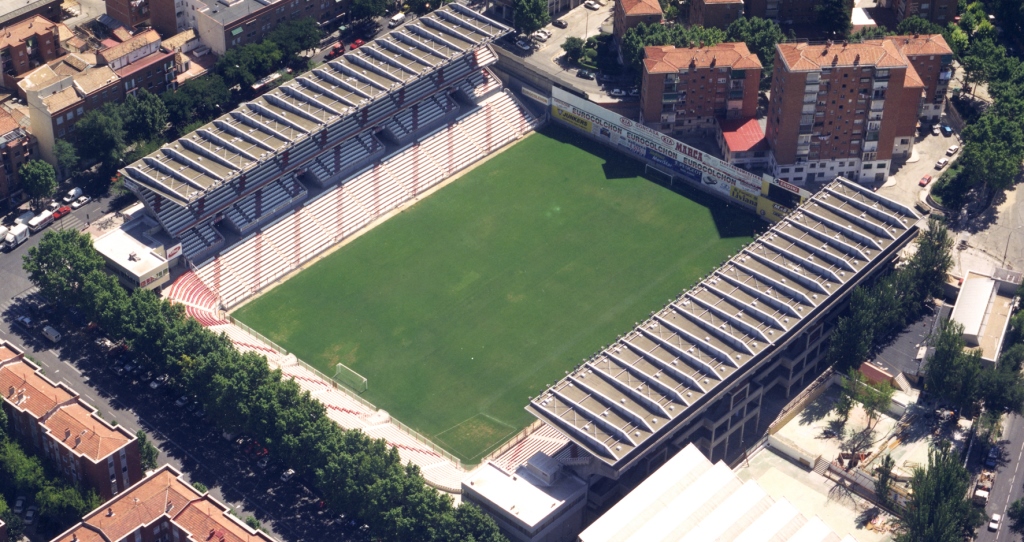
[523,178,922,477]
[120,4,516,268]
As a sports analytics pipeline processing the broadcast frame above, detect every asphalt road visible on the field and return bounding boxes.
[0,195,351,542]
[976,414,1024,542]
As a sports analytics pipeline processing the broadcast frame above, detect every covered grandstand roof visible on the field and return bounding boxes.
[526,178,921,471]
[121,4,508,206]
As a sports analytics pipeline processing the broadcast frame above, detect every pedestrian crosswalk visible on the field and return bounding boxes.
[52,215,86,232]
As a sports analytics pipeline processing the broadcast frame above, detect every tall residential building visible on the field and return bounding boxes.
[52,465,280,542]
[0,108,39,208]
[0,342,143,500]
[765,35,952,186]
[689,0,744,30]
[104,0,150,29]
[612,0,662,42]
[640,43,761,136]
[889,0,957,25]
[0,15,61,91]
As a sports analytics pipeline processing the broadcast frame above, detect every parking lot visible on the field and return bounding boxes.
[876,123,962,209]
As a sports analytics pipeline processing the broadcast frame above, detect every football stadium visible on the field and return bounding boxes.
[123,2,922,499]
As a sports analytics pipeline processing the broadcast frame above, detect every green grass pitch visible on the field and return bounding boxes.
[233,125,761,463]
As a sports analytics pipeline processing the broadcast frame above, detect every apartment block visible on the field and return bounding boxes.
[612,0,662,42]
[640,42,761,136]
[689,0,744,30]
[99,29,177,95]
[155,0,347,56]
[52,465,279,542]
[104,0,150,29]
[765,36,951,186]
[19,53,124,164]
[0,342,143,501]
[890,0,956,25]
[0,15,61,91]
[0,108,39,208]
[744,0,817,24]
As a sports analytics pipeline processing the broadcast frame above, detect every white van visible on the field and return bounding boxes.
[28,210,53,233]
[63,187,83,204]
[388,12,406,28]
[41,325,62,343]
[4,224,28,250]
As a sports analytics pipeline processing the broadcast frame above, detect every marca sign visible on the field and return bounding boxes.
[551,88,766,198]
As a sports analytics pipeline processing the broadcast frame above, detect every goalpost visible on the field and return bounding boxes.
[334,363,369,393]
[644,164,674,187]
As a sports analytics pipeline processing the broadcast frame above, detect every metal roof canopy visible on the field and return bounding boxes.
[120,3,508,206]
[527,178,922,473]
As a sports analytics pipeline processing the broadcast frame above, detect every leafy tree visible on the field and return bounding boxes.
[961,35,1005,94]
[163,74,232,129]
[0,508,24,542]
[137,430,159,471]
[897,442,976,542]
[621,22,725,73]
[850,26,894,41]
[122,90,169,143]
[217,41,284,89]
[35,484,101,532]
[268,17,324,61]
[945,23,968,57]
[561,36,586,63]
[19,159,58,208]
[75,103,126,166]
[816,0,853,38]
[512,0,550,36]
[925,319,983,414]
[874,454,895,509]
[1009,497,1024,537]
[54,139,79,180]
[957,108,1024,193]
[860,380,895,429]
[351,0,386,21]
[192,481,208,493]
[896,16,945,35]
[726,17,784,88]
[23,229,106,309]
[981,362,1024,415]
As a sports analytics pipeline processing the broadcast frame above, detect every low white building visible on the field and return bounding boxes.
[950,268,1021,366]
[87,202,178,291]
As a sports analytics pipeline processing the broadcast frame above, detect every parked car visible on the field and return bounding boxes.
[281,468,296,482]
[257,456,270,469]
[12,496,25,514]
[349,39,364,50]
[583,0,600,9]
[174,395,189,408]
[24,506,37,525]
[71,195,91,209]
[552,18,568,28]
[193,408,207,419]
[628,87,640,97]
[46,201,60,212]
[41,325,62,343]
[515,39,532,52]
[918,174,932,187]
[990,513,1002,531]
[52,205,72,220]
[576,68,595,80]
[931,124,941,136]
[609,88,626,97]
[946,144,960,155]
[14,315,34,330]
[986,446,1000,468]
[325,42,344,59]
[941,124,953,137]
[150,374,169,389]
[935,157,950,169]
[531,29,551,42]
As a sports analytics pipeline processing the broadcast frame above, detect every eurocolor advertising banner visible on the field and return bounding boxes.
[550,88,811,221]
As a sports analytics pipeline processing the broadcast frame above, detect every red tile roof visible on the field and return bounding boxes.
[644,42,762,74]
[43,403,132,461]
[0,15,57,50]
[54,467,279,542]
[115,50,172,78]
[777,39,908,72]
[718,118,768,153]
[620,0,662,17]
[891,34,953,57]
[0,358,74,418]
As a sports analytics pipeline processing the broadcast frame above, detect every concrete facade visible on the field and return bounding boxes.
[0,109,39,209]
[689,0,744,30]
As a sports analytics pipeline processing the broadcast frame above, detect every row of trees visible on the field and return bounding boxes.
[69,90,169,173]
[825,217,954,372]
[0,409,104,540]
[932,2,1024,210]
[22,228,507,542]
